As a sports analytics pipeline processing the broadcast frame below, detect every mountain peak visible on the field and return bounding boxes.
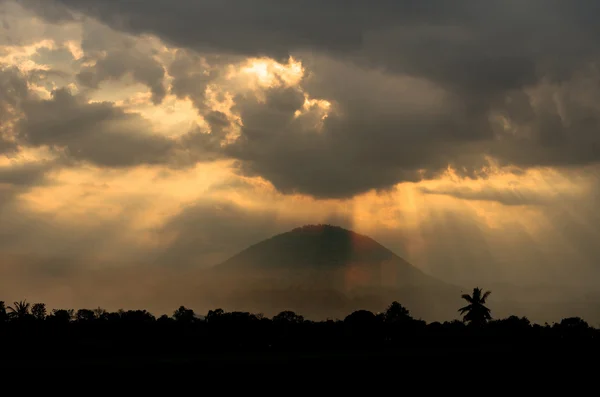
[289,224,353,234]
[215,224,393,270]
[213,224,440,287]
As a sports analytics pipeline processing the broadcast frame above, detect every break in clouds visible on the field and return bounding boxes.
[1,0,600,318]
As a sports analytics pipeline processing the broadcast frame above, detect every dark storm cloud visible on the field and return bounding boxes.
[18,0,600,198]
[24,1,598,92]
[487,73,600,170]
[223,62,488,198]
[18,88,175,167]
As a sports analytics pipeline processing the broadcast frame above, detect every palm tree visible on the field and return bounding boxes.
[7,300,31,321]
[458,288,492,326]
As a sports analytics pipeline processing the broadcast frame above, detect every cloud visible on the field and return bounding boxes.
[212,57,486,198]
[0,64,184,170]
[17,87,176,167]
[488,69,600,169]
[22,1,600,90]
[167,49,234,112]
[77,52,167,105]
[0,160,52,215]
[76,20,168,104]
[418,185,551,207]
[0,66,30,153]
[0,0,81,47]
[0,160,51,186]
[14,0,600,200]
[13,0,76,24]
[31,45,78,73]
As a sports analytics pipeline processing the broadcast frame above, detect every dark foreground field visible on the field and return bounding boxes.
[1,345,595,372]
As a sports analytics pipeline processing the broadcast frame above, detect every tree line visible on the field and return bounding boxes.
[0,287,598,361]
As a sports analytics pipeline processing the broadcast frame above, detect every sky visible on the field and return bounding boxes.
[1,0,600,314]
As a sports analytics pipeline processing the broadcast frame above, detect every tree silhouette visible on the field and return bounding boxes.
[157,314,173,324]
[273,310,304,324]
[557,317,591,338]
[0,295,599,366]
[8,300,31,321]
[31,303,47,321]
[49,309,74,324]
[206,308,225,323]
[76,309,96,322]
[173,306,196,323]
[93,307,108,321]
[458,287,492,326]
[121,309,155,324]
[0,301,7,323]
[384,301,412,324]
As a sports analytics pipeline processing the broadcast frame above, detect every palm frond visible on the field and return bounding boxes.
[482,290,491,302]
[461,294,474,303]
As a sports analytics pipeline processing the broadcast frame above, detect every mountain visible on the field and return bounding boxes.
[216,224,441,287]
[202,224,463,321]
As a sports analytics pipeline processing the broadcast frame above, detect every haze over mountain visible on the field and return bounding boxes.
[204,225,463,321]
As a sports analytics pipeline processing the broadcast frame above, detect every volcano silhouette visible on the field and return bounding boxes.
[204,224,462,321]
